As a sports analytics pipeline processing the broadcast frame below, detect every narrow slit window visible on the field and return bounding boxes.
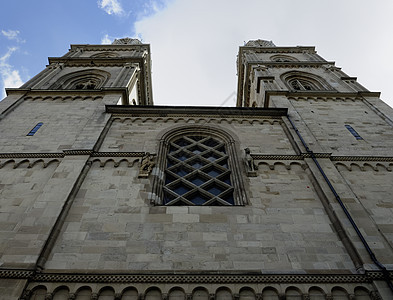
[345,124,363,140]
[27,122,43,136]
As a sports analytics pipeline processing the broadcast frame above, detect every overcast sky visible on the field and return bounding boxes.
[1,0,392,108]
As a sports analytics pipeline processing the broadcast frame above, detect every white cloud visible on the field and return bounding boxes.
[1,29,25,43]
[0,47,23,99]
[134,0,393,108]
[101,34,112,44]
[98,0,124,16]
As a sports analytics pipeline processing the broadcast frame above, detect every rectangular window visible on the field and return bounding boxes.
[345,124,363,140]
[27,122,43,136]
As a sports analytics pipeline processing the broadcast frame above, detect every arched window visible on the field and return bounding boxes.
[270,55,298,62]
[151,126,247,206]
[91,52,119,58]
[50,69,111,90]
[281,71,333,92]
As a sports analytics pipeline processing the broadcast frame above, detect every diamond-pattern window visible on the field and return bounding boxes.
[163,135,234,206]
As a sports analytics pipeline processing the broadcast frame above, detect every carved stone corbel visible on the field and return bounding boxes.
[68,293,76,300]
[244,148,257,177]
[45,293,53,300]
[370,291,382,300]
[138,152,156,178]
[115,293,122,300]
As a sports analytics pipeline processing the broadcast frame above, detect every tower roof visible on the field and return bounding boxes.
[112,37,142,45]
[245,39,276,47]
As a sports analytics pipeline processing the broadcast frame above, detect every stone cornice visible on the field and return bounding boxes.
[5,88,127,98]
[263,91,381,107]
[251,153,330,160]
[240,46,316,54]
[250,154,393,162]
[91,152,145,157]
[70,44,150,52]
[250,61,335,68]
[0,151,148,159]
[0,269,390,284]
[48,57,143,67]
[331,156,393,162]
[106,105,288,117]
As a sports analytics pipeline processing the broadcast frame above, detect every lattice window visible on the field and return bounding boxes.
[164,135,234,205]
[150,126,247,206]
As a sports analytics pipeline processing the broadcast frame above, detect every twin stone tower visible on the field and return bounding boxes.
[0,38,393,299]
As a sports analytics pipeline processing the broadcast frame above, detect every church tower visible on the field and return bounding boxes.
[0,39,392,300]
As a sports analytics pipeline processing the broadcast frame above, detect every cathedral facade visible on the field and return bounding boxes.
[0,38,392,299]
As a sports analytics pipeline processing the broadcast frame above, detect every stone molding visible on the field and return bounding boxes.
[106,105,288,117]
[0,151,147,159]
[241,46,316,54]
[112,116,283,125]
[251,62,335,69]
[1,270,391,283]
[331,156,393,162]
[2,153,390,162]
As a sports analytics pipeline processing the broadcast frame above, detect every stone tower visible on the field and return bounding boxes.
[0,39,392,299]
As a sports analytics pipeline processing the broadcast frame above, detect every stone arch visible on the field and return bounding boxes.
[281,71,333,91]
[98,286,116,300]
[121,287,139,300]
[50,69,111,90]
[52,286,70,300]
[353,286,371,299]
[239,287,256,300]
[331,286,349,299]
[29,285,47,300]
[168,287,186,300]
[261,287,279,300]
[270,54,299,62]
[75,286,93,300]
[285,286,302,299]
[91,52,119,58]
[145,287,162,300]
[215,287,232,300]
[192,287,209,300]
[308,286,326,299]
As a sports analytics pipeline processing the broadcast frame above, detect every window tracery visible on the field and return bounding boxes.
[91,52,119,58]
[281,71,333,92]
[270,55,298,62]
[150,126,247,206]
[50,69,110,90]
[164,135,234,205]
